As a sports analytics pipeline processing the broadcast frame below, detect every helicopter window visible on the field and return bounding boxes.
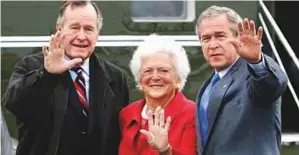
[131,0,195,22]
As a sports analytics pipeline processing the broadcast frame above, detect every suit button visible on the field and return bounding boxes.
[81,132,86,135]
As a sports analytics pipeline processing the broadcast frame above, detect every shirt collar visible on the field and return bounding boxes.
[80,58,90,76]
[215,56,239,78]
[65,56,90,76]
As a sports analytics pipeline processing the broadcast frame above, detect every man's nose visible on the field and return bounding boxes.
[208,38,219,49]
[76,30,87,41]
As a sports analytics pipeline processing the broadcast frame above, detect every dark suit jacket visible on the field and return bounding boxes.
[119,92,197,155]
[195,55,288,155]
[2,52,129,155]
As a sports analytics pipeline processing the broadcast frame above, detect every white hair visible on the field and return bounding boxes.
[129,34,190,91]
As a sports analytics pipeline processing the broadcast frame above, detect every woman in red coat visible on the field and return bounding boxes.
[119,34,198,155]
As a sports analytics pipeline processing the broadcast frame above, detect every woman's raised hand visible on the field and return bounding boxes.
[140,106,172,151]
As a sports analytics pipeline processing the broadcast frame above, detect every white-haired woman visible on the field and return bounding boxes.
[119,34,197,155]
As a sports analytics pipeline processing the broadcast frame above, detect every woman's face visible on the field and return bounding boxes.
[140,52,180,100]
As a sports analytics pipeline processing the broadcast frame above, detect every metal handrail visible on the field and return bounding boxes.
[259,13,299,109]
[0,35,200,47]
[258,0,299,71]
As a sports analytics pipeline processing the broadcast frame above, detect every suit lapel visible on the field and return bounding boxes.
[99,80,115,147]
[47,73,69,155]
[89,54,115,148]
[124,100,144,149]
[207,75,233,134]
[203,58,244,152]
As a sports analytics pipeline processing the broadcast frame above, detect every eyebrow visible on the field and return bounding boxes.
[142,66,172,71]
[215,31,226,35]
[69,22,96,28]
[201,31,226,38]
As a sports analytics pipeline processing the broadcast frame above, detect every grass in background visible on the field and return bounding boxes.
[281,145,299,155]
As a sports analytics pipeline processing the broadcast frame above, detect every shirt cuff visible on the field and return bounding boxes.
[248,54,267,76]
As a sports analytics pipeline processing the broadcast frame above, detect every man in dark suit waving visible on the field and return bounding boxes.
[195,5,288,155]
[2,1,129,155]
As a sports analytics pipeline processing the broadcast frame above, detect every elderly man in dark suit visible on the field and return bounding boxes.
[195,5,288,155]
[2,1,129,155]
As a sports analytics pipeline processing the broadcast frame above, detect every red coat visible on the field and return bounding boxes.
[119,92,197,155]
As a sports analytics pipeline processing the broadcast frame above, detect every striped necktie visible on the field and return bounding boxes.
[72,67,89,113]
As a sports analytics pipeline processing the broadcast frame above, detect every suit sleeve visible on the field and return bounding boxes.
[247,54,288,104]
[171,115,198,155]
[2,54,60,121]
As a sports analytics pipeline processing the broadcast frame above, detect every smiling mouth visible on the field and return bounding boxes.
[150,85,163,88]
[73,44,88,48]
[211,54,222,57]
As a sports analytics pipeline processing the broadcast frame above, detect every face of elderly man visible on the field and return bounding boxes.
[58,3,99,62]
[139,52,180,100]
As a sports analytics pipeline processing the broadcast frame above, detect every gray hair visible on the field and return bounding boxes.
[57,1,103,30]
[195,5,242,38]
[130,34,191,91]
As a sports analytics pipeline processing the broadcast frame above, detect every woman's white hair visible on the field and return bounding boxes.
[129,34,191,91]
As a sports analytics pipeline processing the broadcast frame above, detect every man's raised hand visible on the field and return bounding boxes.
[43,31,82,74]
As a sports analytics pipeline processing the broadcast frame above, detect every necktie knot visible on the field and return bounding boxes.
[71,67,83,75]
[211,73,220,87]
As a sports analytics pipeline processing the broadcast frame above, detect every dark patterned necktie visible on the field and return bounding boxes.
[72,67,89,113]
